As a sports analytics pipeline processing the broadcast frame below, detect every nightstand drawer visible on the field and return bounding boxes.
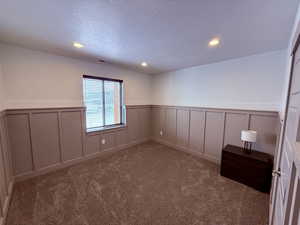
[222,152,270,170]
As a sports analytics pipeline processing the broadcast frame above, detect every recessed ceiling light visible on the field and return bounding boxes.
[141,62,148,67]
[208,38,220,47]
[73,42,84,48]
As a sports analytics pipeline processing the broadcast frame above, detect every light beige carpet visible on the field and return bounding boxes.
[6,142,269,225]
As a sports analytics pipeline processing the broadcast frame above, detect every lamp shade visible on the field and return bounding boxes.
[241,130,257,143]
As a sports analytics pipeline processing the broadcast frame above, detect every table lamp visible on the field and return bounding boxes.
[241,130,257,154]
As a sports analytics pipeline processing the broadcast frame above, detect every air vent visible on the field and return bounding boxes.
[97,59,105,63]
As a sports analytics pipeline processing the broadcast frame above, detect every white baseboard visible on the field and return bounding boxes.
[14,138,150,182]
[151,137,220,164]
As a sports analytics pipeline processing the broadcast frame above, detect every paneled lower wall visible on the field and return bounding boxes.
[2,104,280,179]
[0,104,280,224]
[85,106,151,158]
[151,105,279,163]
[0,111,14,225]
[5,105,151,181]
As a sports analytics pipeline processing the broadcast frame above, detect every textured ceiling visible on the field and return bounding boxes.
[0,0,299,74]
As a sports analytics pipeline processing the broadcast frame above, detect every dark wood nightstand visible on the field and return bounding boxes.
[220,144,273,193]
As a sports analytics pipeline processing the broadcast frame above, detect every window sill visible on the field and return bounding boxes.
[86,124,127,135]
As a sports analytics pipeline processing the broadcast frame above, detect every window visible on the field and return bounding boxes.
[83,75,123,131]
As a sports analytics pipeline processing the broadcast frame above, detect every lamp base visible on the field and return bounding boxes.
[243,141,252,154]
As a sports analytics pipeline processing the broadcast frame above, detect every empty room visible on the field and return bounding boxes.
[1,0,300,224]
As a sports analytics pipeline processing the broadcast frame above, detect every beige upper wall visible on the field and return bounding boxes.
[152,50,287,111]
[0,42,289,112]
[0,43,152,109]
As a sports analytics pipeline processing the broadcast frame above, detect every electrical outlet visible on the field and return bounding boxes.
[160,130,163,136]
[101,139,106,145]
